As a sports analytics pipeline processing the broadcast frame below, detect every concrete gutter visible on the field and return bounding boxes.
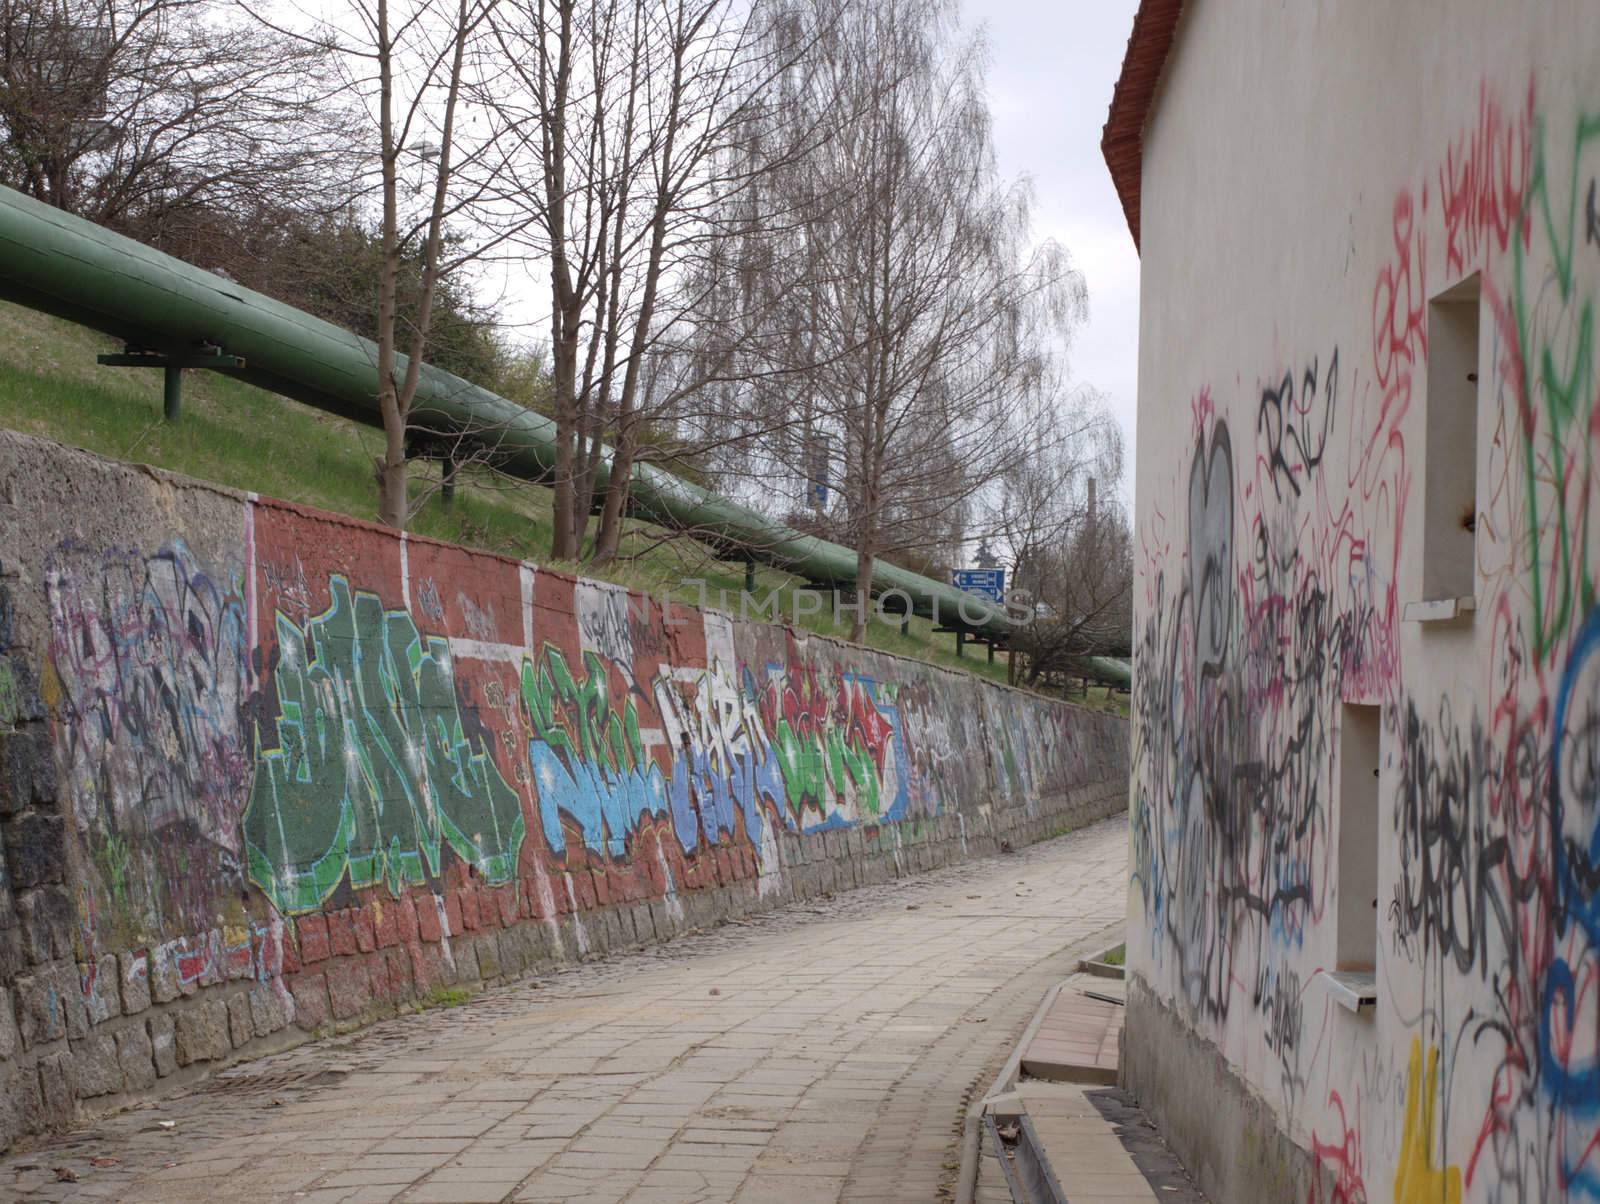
[954,920,1124,1204]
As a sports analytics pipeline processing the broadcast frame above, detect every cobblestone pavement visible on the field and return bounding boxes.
[0,817,1127,1204]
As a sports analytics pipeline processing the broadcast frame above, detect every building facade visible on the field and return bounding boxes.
[1108,1,1600,1200]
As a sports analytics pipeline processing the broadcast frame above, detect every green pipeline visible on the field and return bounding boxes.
[0,184,1014,636]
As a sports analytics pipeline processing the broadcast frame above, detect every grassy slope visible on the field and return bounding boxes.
[0,300,1092,696]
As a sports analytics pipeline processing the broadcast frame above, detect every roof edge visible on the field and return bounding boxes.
[1101,0,1187,253]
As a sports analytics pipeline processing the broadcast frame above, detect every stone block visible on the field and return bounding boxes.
[408,942,450,996]
[0,1059,42,1148]
[590,909,616,954]
[4,812,65,889]
[387,945,416,1003]
[353,907,376,953]
[416,897,443,943]
[224,929,253,980]
[247,982,291,1038]
[252,918,285,981]
[81,954,120,1026]
[494,926,529,979]
[570,870,596,912]
[36,1050,74,1128]
[360,952,394,1008]
[817,860,837,895]
[495,884,520,928]
[115,1023,157,1092]
[71,1031,121,1097]
[0,656,44,728]
[0,728,54,816]
[373,901,399,948]
[0,988,15,1059]
[471,934,500,982]
[583,911,612,957]
[278,927,301,976]
[296,914,330,963]
[17,886,74,964]
[198,928,227,986]
[442,890,463,936]
[174,998,230,1065]
[328,910,357,958]
[835,858,857,891]
[17,963,84,1047]
[0,926,22,985]
[149,941,181,1003]
[394,896,419,944]
[325,958,370,1021]
[629,904,656,946]
[226,993,252,1048]
[120,950,151,1016]
[147,1013,177,1077]
[458,887,481,932]
[288,972,330,1032]
[449,934,480,983]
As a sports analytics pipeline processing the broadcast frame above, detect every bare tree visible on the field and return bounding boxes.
[986,409,1130,687]
[688,0,1087,640]
[268,0,517,529]
[1007,503,1132,690]
[485,0,816,564]
[0,0,353,243]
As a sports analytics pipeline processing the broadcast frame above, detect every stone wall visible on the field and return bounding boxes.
[0,430,1128,1148]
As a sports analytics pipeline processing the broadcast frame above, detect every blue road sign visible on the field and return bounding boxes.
[951,567,1006,603]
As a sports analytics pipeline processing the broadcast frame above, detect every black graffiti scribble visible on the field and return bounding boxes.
[1258,350,1338,501]
[1135,412,1337,1042]
[46,541,250,941]
[1390,698,1507,977]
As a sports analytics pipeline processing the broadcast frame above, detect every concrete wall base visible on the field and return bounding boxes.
[1121,976,1336,1204]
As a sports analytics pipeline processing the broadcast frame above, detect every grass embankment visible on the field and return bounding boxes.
[0,300,1059,691]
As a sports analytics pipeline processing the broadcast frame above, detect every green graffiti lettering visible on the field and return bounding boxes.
[243,577,524,914]
[1513,110,1600,657]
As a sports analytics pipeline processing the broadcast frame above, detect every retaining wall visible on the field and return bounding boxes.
[0,430,1128,1147]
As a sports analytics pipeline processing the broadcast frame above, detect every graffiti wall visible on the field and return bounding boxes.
[1124,6,1600,1201]
[0,432,1127,1146]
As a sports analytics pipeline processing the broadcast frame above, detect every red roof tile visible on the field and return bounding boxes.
[1101,0,1187,252]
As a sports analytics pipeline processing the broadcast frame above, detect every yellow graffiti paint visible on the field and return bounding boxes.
[39,655,60,712]
[1393,1039,1462,1204]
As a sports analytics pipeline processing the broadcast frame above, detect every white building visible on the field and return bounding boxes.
[1107,2,1600,1200]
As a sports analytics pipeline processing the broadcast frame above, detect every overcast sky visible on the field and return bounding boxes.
[979,1,1141,508]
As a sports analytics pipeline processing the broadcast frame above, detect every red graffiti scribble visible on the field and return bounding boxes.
[759,648,828,741]
[1439,81,1535,279]
[1310,1090,1368,1203]
[1372,190,1429,393]
[838,676,895,772]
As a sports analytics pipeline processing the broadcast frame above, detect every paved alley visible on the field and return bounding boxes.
[1,818,1127,1204]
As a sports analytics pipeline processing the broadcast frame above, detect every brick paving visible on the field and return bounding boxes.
[0,817,1126,1204]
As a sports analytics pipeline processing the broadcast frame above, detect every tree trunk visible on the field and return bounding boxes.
[590,437,633,566]
[374,0,405,529]
[378,405,408,527]
[550,341,579,561]
[851,543,875,643]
